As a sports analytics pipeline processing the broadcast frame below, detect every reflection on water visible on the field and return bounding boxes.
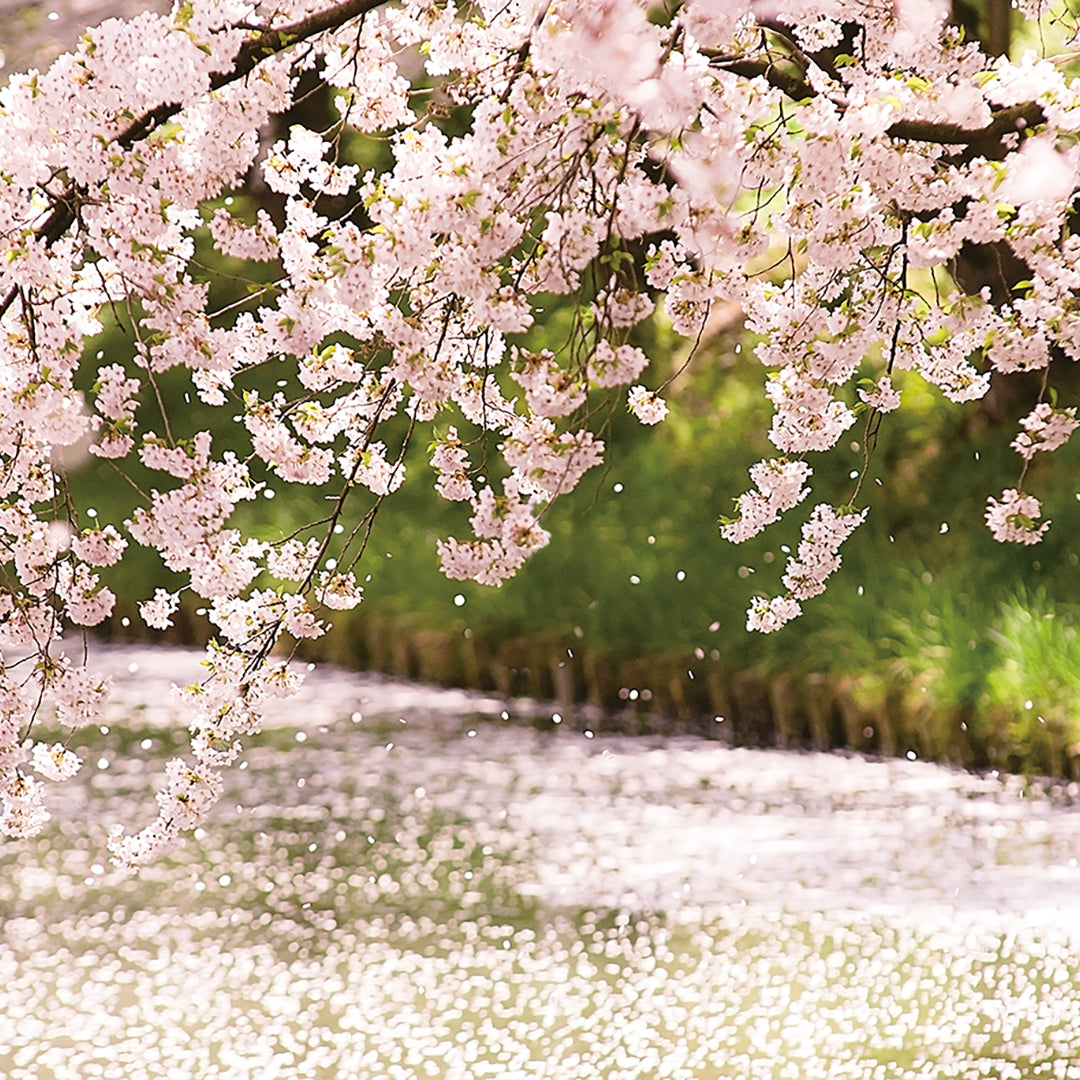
[3,643,1080,1079]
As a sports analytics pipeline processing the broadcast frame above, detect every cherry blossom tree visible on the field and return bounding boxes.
[2,0,1080,860]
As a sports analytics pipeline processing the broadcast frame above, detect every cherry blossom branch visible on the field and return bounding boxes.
[5,0,1080,856]
[0,0,391,320]
[713,56,1046,148]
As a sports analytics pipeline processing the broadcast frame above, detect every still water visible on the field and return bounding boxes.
[3,643,1080,1079]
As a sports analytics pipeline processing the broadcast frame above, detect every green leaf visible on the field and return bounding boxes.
[147,121,184,146]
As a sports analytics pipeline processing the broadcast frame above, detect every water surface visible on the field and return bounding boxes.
[3,643,1080,1079]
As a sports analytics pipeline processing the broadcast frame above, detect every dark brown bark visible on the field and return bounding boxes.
[951,0,1012,58]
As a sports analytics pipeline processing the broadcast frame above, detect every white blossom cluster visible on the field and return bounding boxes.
[1,0,1080,857]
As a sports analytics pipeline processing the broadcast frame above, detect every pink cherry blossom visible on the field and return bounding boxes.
[590,342,649,389]
[71,525,127,567]
[858,377,902,414]
[627,386,669,425]
[140,589,182,630]
[30,743,82,782]
[746,595,803,634]
[0,0,1076,855]
[722,460,813,543]
[985,489,1051,545]
[1010,403,1079,461]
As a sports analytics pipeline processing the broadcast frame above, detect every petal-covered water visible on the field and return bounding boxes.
[3,643,1080,1079]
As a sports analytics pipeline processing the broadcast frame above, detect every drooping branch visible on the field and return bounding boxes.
[5,0,1080,854]
[0,0,392,319]
[209,0,390,90]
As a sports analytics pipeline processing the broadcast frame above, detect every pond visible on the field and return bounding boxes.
[3,643,1080,1079]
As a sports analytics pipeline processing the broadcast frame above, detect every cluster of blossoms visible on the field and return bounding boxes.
[2,0,1080,858]
[984,489,1051,546]
[747,505,868,633]
[1010,403,1079,461]
[721,459,814,544]
[627,386,669,425]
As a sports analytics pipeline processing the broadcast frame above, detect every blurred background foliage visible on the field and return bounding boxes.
[74,216,1080,775]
